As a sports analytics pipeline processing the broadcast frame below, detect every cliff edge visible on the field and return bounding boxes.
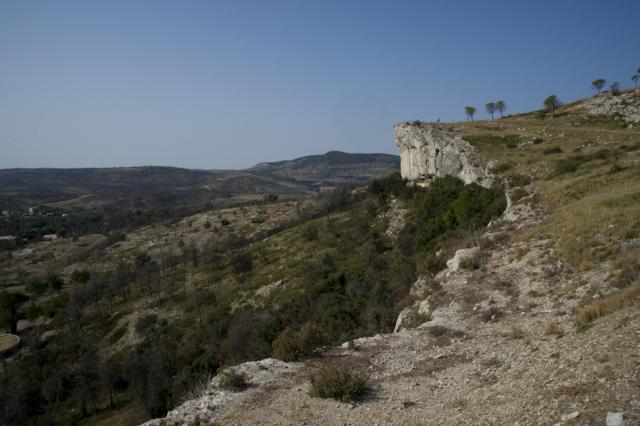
[394,123,492,187]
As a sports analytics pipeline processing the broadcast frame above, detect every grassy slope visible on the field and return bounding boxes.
[450,92,640,270]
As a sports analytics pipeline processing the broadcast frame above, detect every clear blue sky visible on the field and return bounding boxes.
[1,1,638,169]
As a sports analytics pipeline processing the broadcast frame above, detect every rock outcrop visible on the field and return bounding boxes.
[394,123,492,187]
[568,89,640,125]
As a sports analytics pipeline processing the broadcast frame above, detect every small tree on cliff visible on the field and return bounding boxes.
[591,79,606,94]
[485,102,496,120]
[495,100,506,118]
[543,95,561,117]
[464,106,476,122]
[610,81,621,95]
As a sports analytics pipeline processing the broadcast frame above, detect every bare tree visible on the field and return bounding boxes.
[464,106,476,122]
[485,102,496,120]
[495,100,506,118]
[632,74,639,88]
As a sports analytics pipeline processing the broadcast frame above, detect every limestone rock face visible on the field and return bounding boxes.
[394,123,492,187]
[569,89,640,125]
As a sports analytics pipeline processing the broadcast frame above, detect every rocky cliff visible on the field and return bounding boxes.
[394,123,492,187]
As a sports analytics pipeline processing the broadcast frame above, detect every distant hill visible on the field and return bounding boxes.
[0,151,399,211]
[248,151,400,186]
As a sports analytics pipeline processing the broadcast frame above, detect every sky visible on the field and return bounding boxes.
[1,1,639,169]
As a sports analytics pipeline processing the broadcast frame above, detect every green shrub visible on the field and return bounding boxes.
[272,322,326,361]
[231,251,253,275]
[549,155,589,177]
[490,162,513,174]
[309,365,369,402]
[543,147,563,155]
[510,188,528,203]
[465,134,522,149]
[301,224,319,241]
[394,176,506,260]
[507,174,532,187]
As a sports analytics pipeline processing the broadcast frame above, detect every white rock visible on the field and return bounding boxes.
[446,247,480,273]
[560,411,580,421]
[394,124,492,187]
[606,412,624,426]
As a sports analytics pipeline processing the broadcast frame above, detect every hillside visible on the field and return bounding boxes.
[1,90,640,426]
[146,89,640,425]
[249,151,400,186]
[0,151,399,211]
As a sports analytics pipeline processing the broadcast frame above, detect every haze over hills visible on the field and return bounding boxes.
[0,151,399,211]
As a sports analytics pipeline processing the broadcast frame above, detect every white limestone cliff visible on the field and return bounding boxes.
[394,123,492,187]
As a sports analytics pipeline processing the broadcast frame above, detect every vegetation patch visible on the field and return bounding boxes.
[574,282,640,331]
[309,365,369,402]
[466,134,522,150]
[218,369,250,391]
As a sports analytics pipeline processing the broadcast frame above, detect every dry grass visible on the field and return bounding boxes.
[574,281,640,331]
[218,369,250,391]
[543,321,562,337]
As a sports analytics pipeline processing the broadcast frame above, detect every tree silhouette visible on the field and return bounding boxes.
[543,95,560,117]
[485,102,496,120]
[632,73,639,88]
[591,79,606,94]
[610,81,620,95]
[495,100,506,118]
[464,106,476,122]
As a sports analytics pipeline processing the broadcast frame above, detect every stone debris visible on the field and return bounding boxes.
[569,89,640,124]
[606,412,624,426]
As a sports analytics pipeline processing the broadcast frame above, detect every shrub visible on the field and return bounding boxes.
[465,134,521,149]
[510,188,528,203]
[543,321,562,336]
[272,323,326,361]
[613,262,640,289]
[218,369,249,391]
[490,162,513,174]
[309,365,369,402]
[427,325,464,338]
[409,176,506,249]
[231,251,253,275]
[507,174,532,187]
[135,313,158,335]
[460,251,482,270]
[549,155,589,177]
[533,137,545,144]
[480,306,503,322]
[543,147,563,155]
[301,224,319,241]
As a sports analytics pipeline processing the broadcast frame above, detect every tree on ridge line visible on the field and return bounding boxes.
[485,102,496,120]
[592,78,606,94]
[464,106,476,122]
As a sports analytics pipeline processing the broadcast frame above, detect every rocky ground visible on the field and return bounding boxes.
[145,180,640,425]
[568,88,640,127]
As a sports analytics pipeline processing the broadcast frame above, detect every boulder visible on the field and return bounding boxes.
[446,247,480,273]
[606,412,624,426]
